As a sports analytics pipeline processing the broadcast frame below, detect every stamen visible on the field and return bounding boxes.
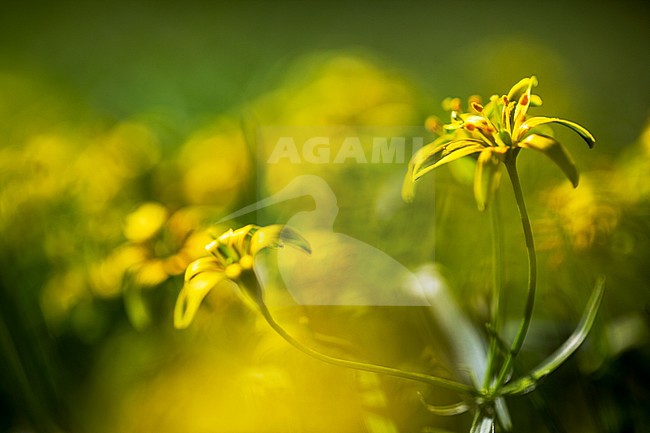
[519,93,529,106]
[470,101,484,113]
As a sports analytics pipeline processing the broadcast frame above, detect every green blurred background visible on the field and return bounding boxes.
[1,1,649,432]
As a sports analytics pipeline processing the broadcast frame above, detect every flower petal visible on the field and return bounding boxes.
[517,116,595,148]
[250,224,311,256]
[174,264,228,329]
[506,76,538,102]
[184,256,223,278]
[473,148,504,211]
[402,136,460,201]
[413,140,485,181]
[519,134,580,187]
[511,77,538,133]
[529,94,543,107]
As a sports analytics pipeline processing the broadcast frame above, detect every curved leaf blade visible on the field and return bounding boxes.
[502,276,605,395]
[417,392,470,416]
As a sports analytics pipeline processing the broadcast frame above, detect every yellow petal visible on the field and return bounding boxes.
[184,256,223,281]
[473,148,504,211]
[517,116,595,148]
[123,202,168,243]
[174,268,227,329]
[506,76,538,102]
[250,224,311,256]
[512,77,537,133]
[413,141,485,182]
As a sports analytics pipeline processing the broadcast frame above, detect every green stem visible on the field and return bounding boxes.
[493,158,537,391]
[256,299,477,396]
[482,195,503,391]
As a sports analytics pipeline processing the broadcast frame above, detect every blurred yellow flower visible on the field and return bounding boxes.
[123,202,169,243]
[178,120,250,207]
[254,54,418,127]
[538,174,620,258]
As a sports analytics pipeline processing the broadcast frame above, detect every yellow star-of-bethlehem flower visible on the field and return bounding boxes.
[403,76,596,210]
[174,224,311,329]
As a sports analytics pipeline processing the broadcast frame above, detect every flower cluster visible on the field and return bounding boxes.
[403,76,595,210]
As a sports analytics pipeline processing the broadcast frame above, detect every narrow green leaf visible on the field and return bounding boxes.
[417,393,470,416]
[519,134,580,187]
[518,116,595,148]
[473,148,504,211]
[502,277,605,395]
[471,413,495,433]
[122,276,152,331]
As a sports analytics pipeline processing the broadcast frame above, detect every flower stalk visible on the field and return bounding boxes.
[492,157,538,391]
[255,292,477,396]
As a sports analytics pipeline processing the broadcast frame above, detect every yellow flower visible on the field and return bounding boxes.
[403,76,595,210]
[174,225,311,329]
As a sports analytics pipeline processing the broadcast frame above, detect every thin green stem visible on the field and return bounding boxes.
[493,158,537,391]
[482,195,503,391]
[256,300,477,396]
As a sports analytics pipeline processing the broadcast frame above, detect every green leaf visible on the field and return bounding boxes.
[417,393,470,416]
[518,134,580,187]
[518,116,595,148]
[122,276,152,331]
[470,413,495,433]
[502,277,605,395]
[473,148,504,211]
